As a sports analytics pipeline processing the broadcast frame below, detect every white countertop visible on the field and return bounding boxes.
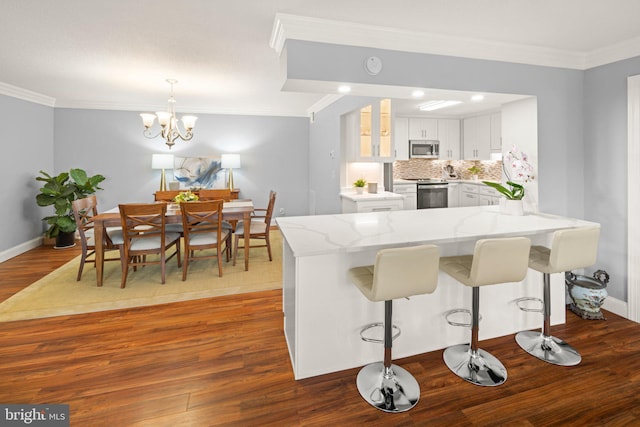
[339,191,403,202]
[276,206,599,257]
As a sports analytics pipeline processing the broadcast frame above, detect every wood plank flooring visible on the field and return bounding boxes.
[1,246,640,426]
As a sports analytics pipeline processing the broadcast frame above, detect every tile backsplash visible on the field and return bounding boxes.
[394,159,503,181]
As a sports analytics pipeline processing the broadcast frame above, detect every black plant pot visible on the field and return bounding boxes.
[54,231,76,249]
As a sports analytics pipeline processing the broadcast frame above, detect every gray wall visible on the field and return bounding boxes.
[290,40,638,302]
[292,41,585,219]
[53,109,309,217]
[584,58,640,301]
[2,105,308,260]
[0,94,53,255]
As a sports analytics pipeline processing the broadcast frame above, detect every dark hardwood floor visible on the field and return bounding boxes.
[1,246,639,426]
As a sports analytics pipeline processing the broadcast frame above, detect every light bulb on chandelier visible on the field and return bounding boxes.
[140,79,197,149]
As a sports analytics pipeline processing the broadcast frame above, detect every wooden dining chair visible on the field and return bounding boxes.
[72,195,124,281]
[118,203,181,288]
[199,189,235,231]
[180,200,232,279]
[233,190,276,266]
[198,189,232,201]
[154,190,182,202]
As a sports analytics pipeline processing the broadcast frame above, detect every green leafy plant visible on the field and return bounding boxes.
[467,165,481,175]
[353,178,367,188]
[482,181,525,200]
[173,190,199,203]
[36,168,105,237]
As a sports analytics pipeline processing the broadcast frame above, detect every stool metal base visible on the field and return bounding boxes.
[356,362,420,413]
[515,330,582,366]
[443,344,507,387]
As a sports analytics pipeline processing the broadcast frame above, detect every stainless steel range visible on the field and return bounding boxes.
[413,178,448,209]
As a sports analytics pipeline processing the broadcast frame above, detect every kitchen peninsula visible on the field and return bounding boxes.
[276,206,599,380]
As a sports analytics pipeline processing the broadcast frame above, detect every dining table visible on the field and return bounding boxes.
[92,200,255,287]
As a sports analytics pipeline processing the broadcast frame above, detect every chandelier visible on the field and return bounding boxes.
[140,79,197,149]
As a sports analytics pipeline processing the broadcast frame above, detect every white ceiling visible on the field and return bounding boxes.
[1,0,640,117]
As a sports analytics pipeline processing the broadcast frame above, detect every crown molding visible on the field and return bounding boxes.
[584,35,640,69]
[272,13,640,71]
[53,100,309,118]
[0,82,56,106]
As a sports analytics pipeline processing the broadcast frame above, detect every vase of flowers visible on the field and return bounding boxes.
[173,190,199,204]
[482,145,535,215]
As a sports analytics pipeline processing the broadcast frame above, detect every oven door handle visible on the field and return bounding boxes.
[419,185,448,189]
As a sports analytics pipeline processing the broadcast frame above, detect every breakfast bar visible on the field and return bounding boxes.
[276,206,599,380]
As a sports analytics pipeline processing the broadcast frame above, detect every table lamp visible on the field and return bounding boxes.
[151,154,174,191]
[221,154,241,191]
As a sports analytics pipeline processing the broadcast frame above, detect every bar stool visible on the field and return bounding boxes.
[348,244,440,413]
[515,226,600,366]
[440,237,531,386]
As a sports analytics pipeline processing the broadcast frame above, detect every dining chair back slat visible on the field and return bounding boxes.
[180,200,231,279]
[118,203,181,288]
[72,195,123,282]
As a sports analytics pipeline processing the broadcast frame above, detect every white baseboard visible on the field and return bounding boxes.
[0,237,43,263]
[603,296,628,319]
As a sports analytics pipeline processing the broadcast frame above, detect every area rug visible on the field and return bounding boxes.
[0,232,282,322]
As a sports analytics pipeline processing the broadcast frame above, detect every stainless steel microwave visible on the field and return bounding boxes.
[409,140,439,158]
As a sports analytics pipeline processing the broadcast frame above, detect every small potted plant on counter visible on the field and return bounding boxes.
[353,178,367,194]
[467,165,481,180]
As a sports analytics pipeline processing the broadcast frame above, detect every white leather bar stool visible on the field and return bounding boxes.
[440,237,531,387]
[348,244,440,413]
[515,226,600,366]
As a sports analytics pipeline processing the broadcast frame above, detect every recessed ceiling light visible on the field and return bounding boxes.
[419,100,462,111]
[338,85,351,93]
[412,90,425,98]
[471,94,485,102]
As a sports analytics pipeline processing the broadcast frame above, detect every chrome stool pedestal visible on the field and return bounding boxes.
[356,301,420,413]
[515,273,581,366]
[443,288,507,387]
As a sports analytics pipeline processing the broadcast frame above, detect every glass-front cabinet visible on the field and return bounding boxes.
[344,99,394,162]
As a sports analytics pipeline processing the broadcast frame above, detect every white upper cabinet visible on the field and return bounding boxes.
[490,112,502,152]
[345,99,394,162]
[438,119,460,160]
[408,118,438,140]
[463,114,492,160]
[394,117,409,160]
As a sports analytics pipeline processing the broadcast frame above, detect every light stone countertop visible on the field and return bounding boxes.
[339,191,403,201]
[276,206,599,257]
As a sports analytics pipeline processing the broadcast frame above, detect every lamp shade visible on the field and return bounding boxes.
[152,154,174,169]
[221,154,241,169]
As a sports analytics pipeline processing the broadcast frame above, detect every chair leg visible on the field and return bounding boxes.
[232,234,240,266]
[217,247,223,277]
[443,287,507,386]
[77,252,87,281]
[515,273,581,366]
[182,254,189,281]
[356,300,420,413]
[265,232,272,261]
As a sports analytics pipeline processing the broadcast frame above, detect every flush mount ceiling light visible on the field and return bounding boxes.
[418,100,463,111]
[412,90,425,98]
[140,79,197,149]
[471,94,485,102]
[338,85,352,93]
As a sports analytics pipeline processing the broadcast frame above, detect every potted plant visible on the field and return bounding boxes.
[36,168,105,248]
[467,165,481,180]
[353,178,367,194]
[482,145,535,215]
